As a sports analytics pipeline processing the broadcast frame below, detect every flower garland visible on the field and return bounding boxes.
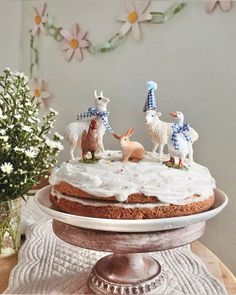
[28,0,186,107]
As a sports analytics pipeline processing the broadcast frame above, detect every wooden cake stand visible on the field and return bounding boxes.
[52,220,205,294]
[35,186,228,295]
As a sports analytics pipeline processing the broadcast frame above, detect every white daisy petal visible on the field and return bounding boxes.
[32,25,39,36]
[72,23,80,38]
[117,12,129,22]
[138,12,152,22]
[137,0,150,14]
[40,2,47,16]
[79,39,89,48]
[41,15,47,23]
[65,48,74,61]
[75,48,83,61]
[120,21,132,36]
[125,0,136,13]
[41,91,50,99]
[33,7,39,15]
[39,23,45,35]
[61,40,70,50]
[77,30,86,41]
[61,29,73,41]
[132,22,140,41]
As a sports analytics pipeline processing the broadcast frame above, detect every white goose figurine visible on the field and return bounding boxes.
[164,111,192,168]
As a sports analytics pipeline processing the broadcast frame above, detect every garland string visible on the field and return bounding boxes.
[29,0,186,80]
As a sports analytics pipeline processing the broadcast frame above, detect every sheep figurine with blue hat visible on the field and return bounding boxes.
[144,81,199,165]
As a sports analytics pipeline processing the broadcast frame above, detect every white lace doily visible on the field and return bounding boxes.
[4,198,228,295]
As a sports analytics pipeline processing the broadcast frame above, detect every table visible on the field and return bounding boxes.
[0,241,235,294]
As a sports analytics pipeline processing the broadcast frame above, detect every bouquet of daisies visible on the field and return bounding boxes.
[0,68,63,202]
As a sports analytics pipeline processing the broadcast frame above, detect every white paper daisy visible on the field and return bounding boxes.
[29,78,50,108]
[117,0,152,41]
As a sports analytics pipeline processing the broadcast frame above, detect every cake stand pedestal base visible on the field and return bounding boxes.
[52,220,205,295]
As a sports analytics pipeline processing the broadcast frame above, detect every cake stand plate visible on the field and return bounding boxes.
[35,187,228,294]
[35,186,228,232]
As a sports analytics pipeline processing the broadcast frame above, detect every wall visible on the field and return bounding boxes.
[20,0,236,273]
[0,0,21,70]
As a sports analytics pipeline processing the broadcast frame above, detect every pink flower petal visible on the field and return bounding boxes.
[117,13,129,22]
[132,22,140,41]
[137,0,150,14]
[120,21,132,36]
[77,30,87,41]
[219,1,231,11]
[37,78,43,90]
[125,0,136,13]
[79,39,89,48]
[205,1,217,13]
[61,29,73,41]
[65,48,74,62]
[75,48,83,61]
[138,12,152,22]
[61,40,70,50]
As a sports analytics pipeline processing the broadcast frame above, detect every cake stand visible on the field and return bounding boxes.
[35,187,228,295]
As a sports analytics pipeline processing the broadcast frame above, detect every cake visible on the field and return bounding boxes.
[49,151,215,219]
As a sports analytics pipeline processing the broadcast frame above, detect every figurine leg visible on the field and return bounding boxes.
[163,157,175,166]
[69,144,76,160]
[178,159,186,169]
[152,143,159,154]
[158,143,164,160]
[91,151,96,160]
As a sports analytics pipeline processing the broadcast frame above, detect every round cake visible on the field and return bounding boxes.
[49,151,215,219]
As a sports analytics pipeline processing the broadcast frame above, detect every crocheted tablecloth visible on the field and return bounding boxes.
[4,198,227,295]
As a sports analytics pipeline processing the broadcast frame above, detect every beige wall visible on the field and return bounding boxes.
[6,0,236,273]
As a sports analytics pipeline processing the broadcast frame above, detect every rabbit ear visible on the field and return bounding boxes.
[112,133,122,140]
[100,91,103,97]
[94,90,98,98]
[125,128,134,137]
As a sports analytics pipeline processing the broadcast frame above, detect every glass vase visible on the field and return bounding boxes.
[0,198,22,258]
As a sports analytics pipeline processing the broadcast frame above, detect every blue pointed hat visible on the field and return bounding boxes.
[143,81,158,112]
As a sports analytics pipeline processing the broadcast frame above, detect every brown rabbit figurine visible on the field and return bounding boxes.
[113,128,145,162]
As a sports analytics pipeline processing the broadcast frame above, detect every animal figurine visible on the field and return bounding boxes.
[113,128,145,162]
[144,81,199,162]
[164,111,193,169]
[81,119,98,161]
[65,90,112,160]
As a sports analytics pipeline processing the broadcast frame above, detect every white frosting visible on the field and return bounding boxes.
[50,151,215,204]
[52,189,212,208]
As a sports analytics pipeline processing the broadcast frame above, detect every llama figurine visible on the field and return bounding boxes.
[65,90,112,160]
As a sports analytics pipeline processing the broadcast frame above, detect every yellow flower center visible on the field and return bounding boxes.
[70,39,79,49]
[34,88,41,97]
[128,11,138,23]
[34,15,42,25]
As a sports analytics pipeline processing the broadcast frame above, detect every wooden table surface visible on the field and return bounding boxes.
[0,240,235,294]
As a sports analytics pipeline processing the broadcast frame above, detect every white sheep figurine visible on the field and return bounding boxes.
[65,90,112,160]
[144,81,199,164]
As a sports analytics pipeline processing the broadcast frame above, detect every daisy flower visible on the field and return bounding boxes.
[29,78,50,108]
[1,162,13,174]
[25,148,39,158]
[31,2,47,36]
[117,0,152,41]
[60,23,89,62]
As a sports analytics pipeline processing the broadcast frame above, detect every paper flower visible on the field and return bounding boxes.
[31,2,47,36]
[117,0,152,41]
[60,23,89,62]
[205,1,232,13]
[29,78,50,108]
